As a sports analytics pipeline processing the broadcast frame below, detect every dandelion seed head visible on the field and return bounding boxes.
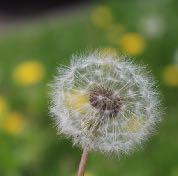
[49,50,161,155]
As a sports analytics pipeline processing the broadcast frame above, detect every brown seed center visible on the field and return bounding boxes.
[89,86,122,118]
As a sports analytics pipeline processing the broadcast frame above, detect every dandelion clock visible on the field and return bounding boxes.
[49,50,161,176]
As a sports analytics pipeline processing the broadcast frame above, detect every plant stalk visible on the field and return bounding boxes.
[77,150,89,176]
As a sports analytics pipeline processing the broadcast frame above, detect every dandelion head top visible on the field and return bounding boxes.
[49,50,161,155]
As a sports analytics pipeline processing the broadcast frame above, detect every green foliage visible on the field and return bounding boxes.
[0,1,178,175]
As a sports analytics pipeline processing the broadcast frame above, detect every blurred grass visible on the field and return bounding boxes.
[0,1,178,176]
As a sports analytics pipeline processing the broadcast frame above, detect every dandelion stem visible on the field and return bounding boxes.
[77,149,89,176]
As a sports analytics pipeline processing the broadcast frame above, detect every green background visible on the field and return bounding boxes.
[0,1,178,176]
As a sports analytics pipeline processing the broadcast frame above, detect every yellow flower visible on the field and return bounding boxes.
[3,112,25,134]
[163,65,178,86]
[85,172,94,176]
[91,6,113,28]
[126,118,142,132]
[0,96,8,120]
[0,96,9,128]
[100,47,118,58]
[119,33,145,56]
[64,90,90,113]
[13,60,45,86]
[123,114,144,133]
[107,23,125,43]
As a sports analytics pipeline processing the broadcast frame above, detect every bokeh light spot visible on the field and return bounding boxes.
[3,112,25,135]
[13,60,45,86]
[106,23,125,43]
[64,90,90,114]
[119,33,146,56]
[163,65,178,86]
[85,172,95,176]
[100,47,118,59]
[126,118,143,133]
[0,96,8,117]
[91,6,113,28]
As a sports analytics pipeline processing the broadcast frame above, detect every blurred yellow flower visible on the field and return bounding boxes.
[100,47,118,58]
[13,60,45,86]
[119,33,145,56]
[126,118,142,132]
[121,114,144,133]
[107,23,125,43]
[91,6,113,28]
[85,172,95,176]
[163,65,178,86]
[3,112,25,134]
[64,90,90,113]
[0,96,8,118]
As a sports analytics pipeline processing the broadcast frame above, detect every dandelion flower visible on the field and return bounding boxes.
[3,112,25,135]
[107,24,125,44]
[100,47,118,58]
[163,65,178,86]
[0,96,8,118]
[91,6,113,28]
[13,60,45,86]
[84,172,95,176]
[49,50,161,176]
[119,33,145,56]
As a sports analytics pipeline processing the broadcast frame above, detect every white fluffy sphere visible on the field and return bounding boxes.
[49,50,161,155]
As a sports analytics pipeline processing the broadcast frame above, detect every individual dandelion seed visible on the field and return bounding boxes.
[49,50,162,176]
